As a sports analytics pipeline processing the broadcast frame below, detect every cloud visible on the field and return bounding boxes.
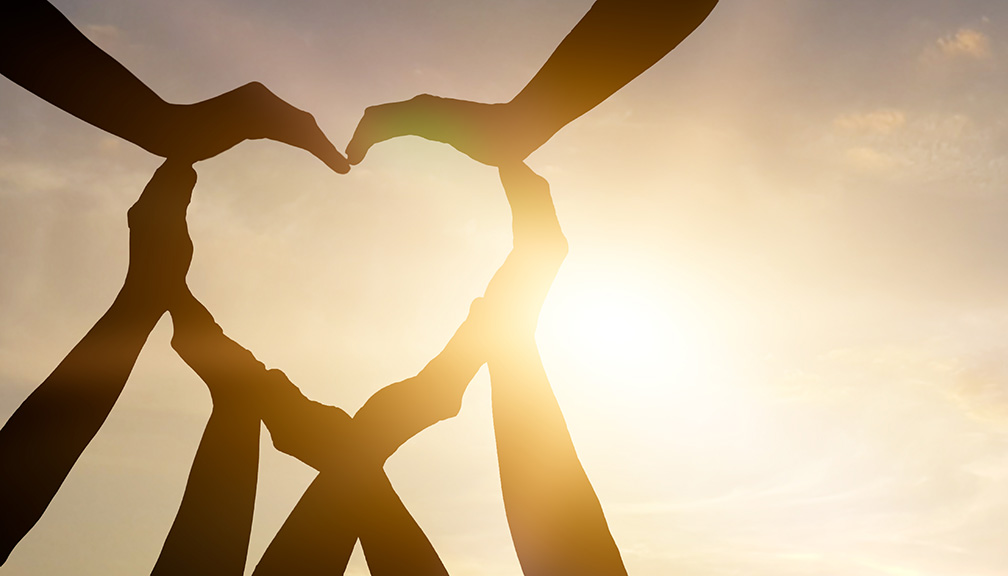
[843,145,903,172]
[821,107,1006,189]
[937,28,991,60]
[834,109,907,135]
[0,159,69,195]
[829,109,909,172]
[950,348,1008,428]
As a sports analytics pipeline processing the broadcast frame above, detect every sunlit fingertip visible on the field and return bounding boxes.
[345,144,366,165]
[321,152,351,174]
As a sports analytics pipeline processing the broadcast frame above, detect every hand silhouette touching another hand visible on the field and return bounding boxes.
[344,0,720,170]
[346,95,539,168]
[165,82,350,173]
[123,160,197,309]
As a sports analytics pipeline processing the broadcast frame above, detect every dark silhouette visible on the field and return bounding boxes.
[346,0,718,167]
[0,124,630,576]
[254,298,488,575]
[0,0,724,570]
[0,161,196,565]
[1,0,348,172]
[128,159,620,576]
[100,157,475,574]
[160,273,486,575]
[152,287,271,576]
[0,0,354,561]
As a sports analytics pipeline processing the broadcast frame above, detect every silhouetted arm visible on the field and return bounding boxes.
[483,164,626,576]
[255,464,447,576]
[346,0,718,166]
[164,300,453,576]
[151,290,264,576]
[158,282,359,574]
[167,288,353,472]
[0,160,195,565]
[152,386,260,576]
[350,300,486,466]
[0,0,348,172]
[254,303,488,575]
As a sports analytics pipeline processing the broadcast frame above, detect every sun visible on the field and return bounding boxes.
[536,261,716,391]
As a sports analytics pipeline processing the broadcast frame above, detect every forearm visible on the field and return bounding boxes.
[0,286,163,562]
[354,468,447,576]
[169,293,353,470]
[153,406,260,576]
[477,166,568,345]
[507,0,718,152]
[254,471,359,575]
[0,0,180,156]
[488,344,626,576]
[352,320,484,464]
[169,293,278,400]
[257,465,446,576]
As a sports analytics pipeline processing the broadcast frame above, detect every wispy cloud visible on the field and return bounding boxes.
[937,28,991,60]
[821,107,1006,190]
[834,109,907,135]
[950,347,1008,429]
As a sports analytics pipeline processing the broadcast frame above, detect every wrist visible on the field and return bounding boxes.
[500,98,554,159]
[151,103,189,158]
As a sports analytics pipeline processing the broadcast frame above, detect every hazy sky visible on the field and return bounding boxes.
[2,1,1008,575]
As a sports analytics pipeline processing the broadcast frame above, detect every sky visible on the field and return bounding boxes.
[2,0,1008,574]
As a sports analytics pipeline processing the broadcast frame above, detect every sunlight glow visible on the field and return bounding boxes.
[538,265,716,391]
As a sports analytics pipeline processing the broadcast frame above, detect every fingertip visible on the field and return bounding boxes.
[345,139,367,166]
[323,151,351,174]
[307,139,351,174]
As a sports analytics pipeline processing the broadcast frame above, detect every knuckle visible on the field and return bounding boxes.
[126,205,141,226]
[299,109,319,128]
[244,80,267,93]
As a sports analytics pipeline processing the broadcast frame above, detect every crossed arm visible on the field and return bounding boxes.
[154,166,584,576]
[159,285,482,576]
[255,164,626,576]
[0,155,623,576]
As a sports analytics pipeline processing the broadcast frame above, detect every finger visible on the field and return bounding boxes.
[240,83,351,174]
[268,104,350,174]
[345,95,441,165]
[299,124,351,174]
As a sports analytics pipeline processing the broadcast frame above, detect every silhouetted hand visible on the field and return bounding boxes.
[124,160,196,308]
[1,1,350,173]
[259,368,355,471]
[481,162,567,344]
[346,95,538,167]
[165,82,350,173]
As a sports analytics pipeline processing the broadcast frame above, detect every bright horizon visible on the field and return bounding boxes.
[2,1,1008,574]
